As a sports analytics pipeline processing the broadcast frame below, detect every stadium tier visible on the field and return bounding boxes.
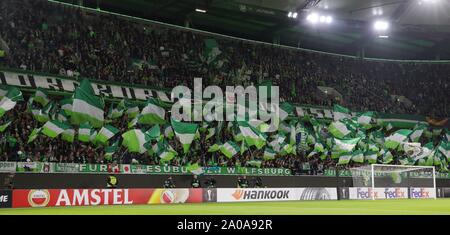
[0,0,449,216]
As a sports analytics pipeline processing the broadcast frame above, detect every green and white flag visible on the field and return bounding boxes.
[333,104,350,121]
[107,103,124,119]
[334,137,361,152]
[27,128,41,143]
[356,111,374,128]
[71,79,104,127]
[365,151,378,164]
[0,87,23,117]
[384,129,412,149]
[382,150,394,164]
[78,123,93,142]
[208,143,221,152]
[263,147,276,160]
[33,88,50,106]
[220,141,240,159]
[438,141,450,160]
[337,152,352,165]
[32,102,53,123]
[126,106,140,119]
[313,143,325,153]
[122,129,150,154]
[328,120,351,138]
[238,121,266,149]
[145,125,162,141]
[409,124,426,142]
[352,150,364,163]
[95,125,119,144]
[104,140,119,159]
[155,140,177,161]
[127,116,139,129]
[138,98,166,124]
[55,110,68,122]
[233,129,244,142]
[385,123,393,131]
[0,120,11,132]
[42,120,69,138]
[247,160,262,168]
[164,125,174,139]
[171,118,198,153]
[60,98,73,116]
[61,128,75,143]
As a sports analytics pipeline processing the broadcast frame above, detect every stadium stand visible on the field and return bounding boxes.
[0,0,448,176]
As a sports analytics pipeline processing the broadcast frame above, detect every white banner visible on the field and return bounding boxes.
[0,70,171,102]
[349,187,408,200]
[217,188,337,202]
[0,161,16,172]
[410,188,436,199]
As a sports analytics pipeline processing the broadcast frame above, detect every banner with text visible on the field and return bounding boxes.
[12,188,204,208]
[217,188,337,202]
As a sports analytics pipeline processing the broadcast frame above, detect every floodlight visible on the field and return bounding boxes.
[374,20,389,31]
[306,13,319,23]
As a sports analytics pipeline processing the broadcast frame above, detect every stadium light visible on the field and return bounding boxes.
[374,20,389,31]
[195,8,206,13]
[288,11,298,18]
[307,13,332,24]
[372,8,383,16]
[306,13,319,23]
[378,35,389,38]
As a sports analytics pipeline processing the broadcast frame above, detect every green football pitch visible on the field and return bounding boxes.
[1,199,450,215]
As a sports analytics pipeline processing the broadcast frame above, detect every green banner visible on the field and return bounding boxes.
[30,162,292,176]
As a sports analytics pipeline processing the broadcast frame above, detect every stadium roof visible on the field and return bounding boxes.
[53,0,450,60]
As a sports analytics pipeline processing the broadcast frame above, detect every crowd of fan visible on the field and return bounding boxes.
[0,97,320,174]
[0,0,449,175]
[0,0,448,118]
[0,93,447,175]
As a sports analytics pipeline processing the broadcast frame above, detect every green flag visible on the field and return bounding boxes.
[171,118,198,153]
[95,125,119,144]
[78,122,93,142]
[0,120,11,132]
[238,121,266,149]
[33,88,50,106]
[220,141,240,159]
[42,120,69,138]
[27,128,41,143]
[138,98,166,124]
[384,129,412,149]
[333,137,361,152]
[61,128,75,143]
[71,79,104,127]
[337,152,352,165]
[333,104,350,121]
[263,147,276,160]
[0,87,23,117]
[122,129,150,153]
[328,120,352,138]
[104,140,120,159]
